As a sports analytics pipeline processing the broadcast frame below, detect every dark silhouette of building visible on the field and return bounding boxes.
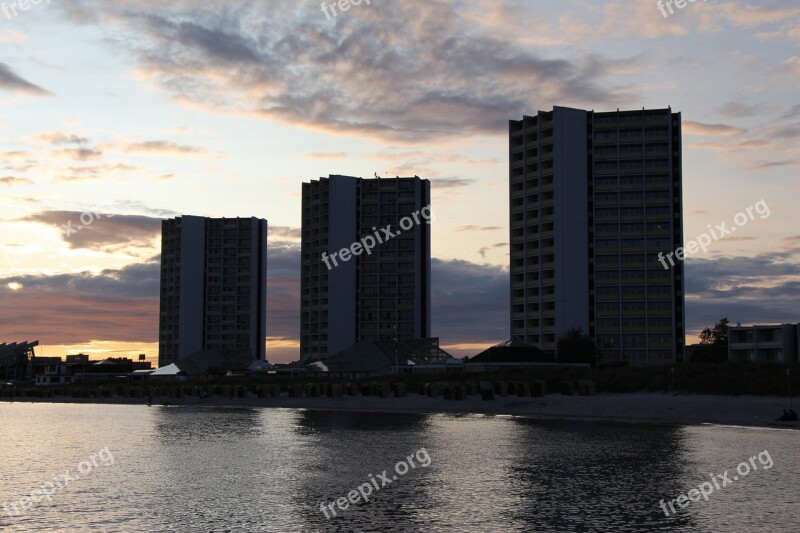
[159,216,268,367]
[301,175,431,360]
[510,107,685,365]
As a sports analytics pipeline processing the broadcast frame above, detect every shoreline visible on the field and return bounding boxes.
[3,392,799,430]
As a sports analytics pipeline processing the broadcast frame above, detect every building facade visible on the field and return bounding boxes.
[301,175,431,360]
[158,216,268,367]
[510,106,685,365]
[729,323,800,363]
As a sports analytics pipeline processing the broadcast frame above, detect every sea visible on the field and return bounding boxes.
[0,403,798,532]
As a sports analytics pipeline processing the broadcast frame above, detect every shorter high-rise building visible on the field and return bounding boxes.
[301,175,432,360]
[158,216,268,367]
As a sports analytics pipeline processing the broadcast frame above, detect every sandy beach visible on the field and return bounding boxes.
[4,392,798,429]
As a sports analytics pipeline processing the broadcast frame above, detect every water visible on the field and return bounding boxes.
[0,403,798,532]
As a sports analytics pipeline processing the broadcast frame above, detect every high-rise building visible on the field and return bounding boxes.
[509,106,685,365]
[301,175,431,360]
[158,216,268,367]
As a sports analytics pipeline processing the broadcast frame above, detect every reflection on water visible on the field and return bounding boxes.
[0,403,798,532]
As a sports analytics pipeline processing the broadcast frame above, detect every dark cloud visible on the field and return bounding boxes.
[684,252,800,338]
[0,261,160,345]
[0,246,512,362]
[22,210,162,251]
[7,244,797,361]
[265,241,301,362]
[0,62,52,96]
[432,258,509,352]
[0,245,303,362]
[57,0,634,142]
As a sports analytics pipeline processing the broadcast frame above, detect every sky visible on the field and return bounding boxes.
[1,0,799,365]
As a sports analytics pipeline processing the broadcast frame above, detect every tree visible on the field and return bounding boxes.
[557,327,595,365]
[700,317,729,346]
[692,318,729,363]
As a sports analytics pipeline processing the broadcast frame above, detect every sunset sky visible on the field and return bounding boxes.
[1,0,799,364]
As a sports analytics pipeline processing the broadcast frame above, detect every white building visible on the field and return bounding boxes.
[728,323,800,363]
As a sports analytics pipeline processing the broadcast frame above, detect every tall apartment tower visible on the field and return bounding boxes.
[301,175,431,360]
[158,216,268,367]
[509,107,685,365]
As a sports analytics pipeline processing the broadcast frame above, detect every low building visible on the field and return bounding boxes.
[728,323,800,363]
[0,340,39,380]
[466,337,591,372]
[34,356,154,385]
[311,338,452,376]
[35,361,75,386]
[150,349,272,380]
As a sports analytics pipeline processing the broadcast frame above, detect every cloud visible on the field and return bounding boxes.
[22,210,162,251]
[305,152,347,160]
[57,0,634,142]
[0,62,52,96]
[57,163,140,182]
[0,176,33,186]
[455,225,503,232]
[268,225,301,239]
[28,132,89,146]
[769,124,800,139]
[683,121,746,137]
[0,150,33,162]
[684,251,800,338]
[265,240,301,362]
[750,159,800,170]
[50,148,104,161]
[780,104,800,120]
[430,177,476,189]
[0,261,160,345]
[432,258,509,353]
[715,4,800,27]
[0,248,513,362]
[477,242,508,258]
[124,140,207,156]
[719,102,760,118]
[0,30,27,44]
